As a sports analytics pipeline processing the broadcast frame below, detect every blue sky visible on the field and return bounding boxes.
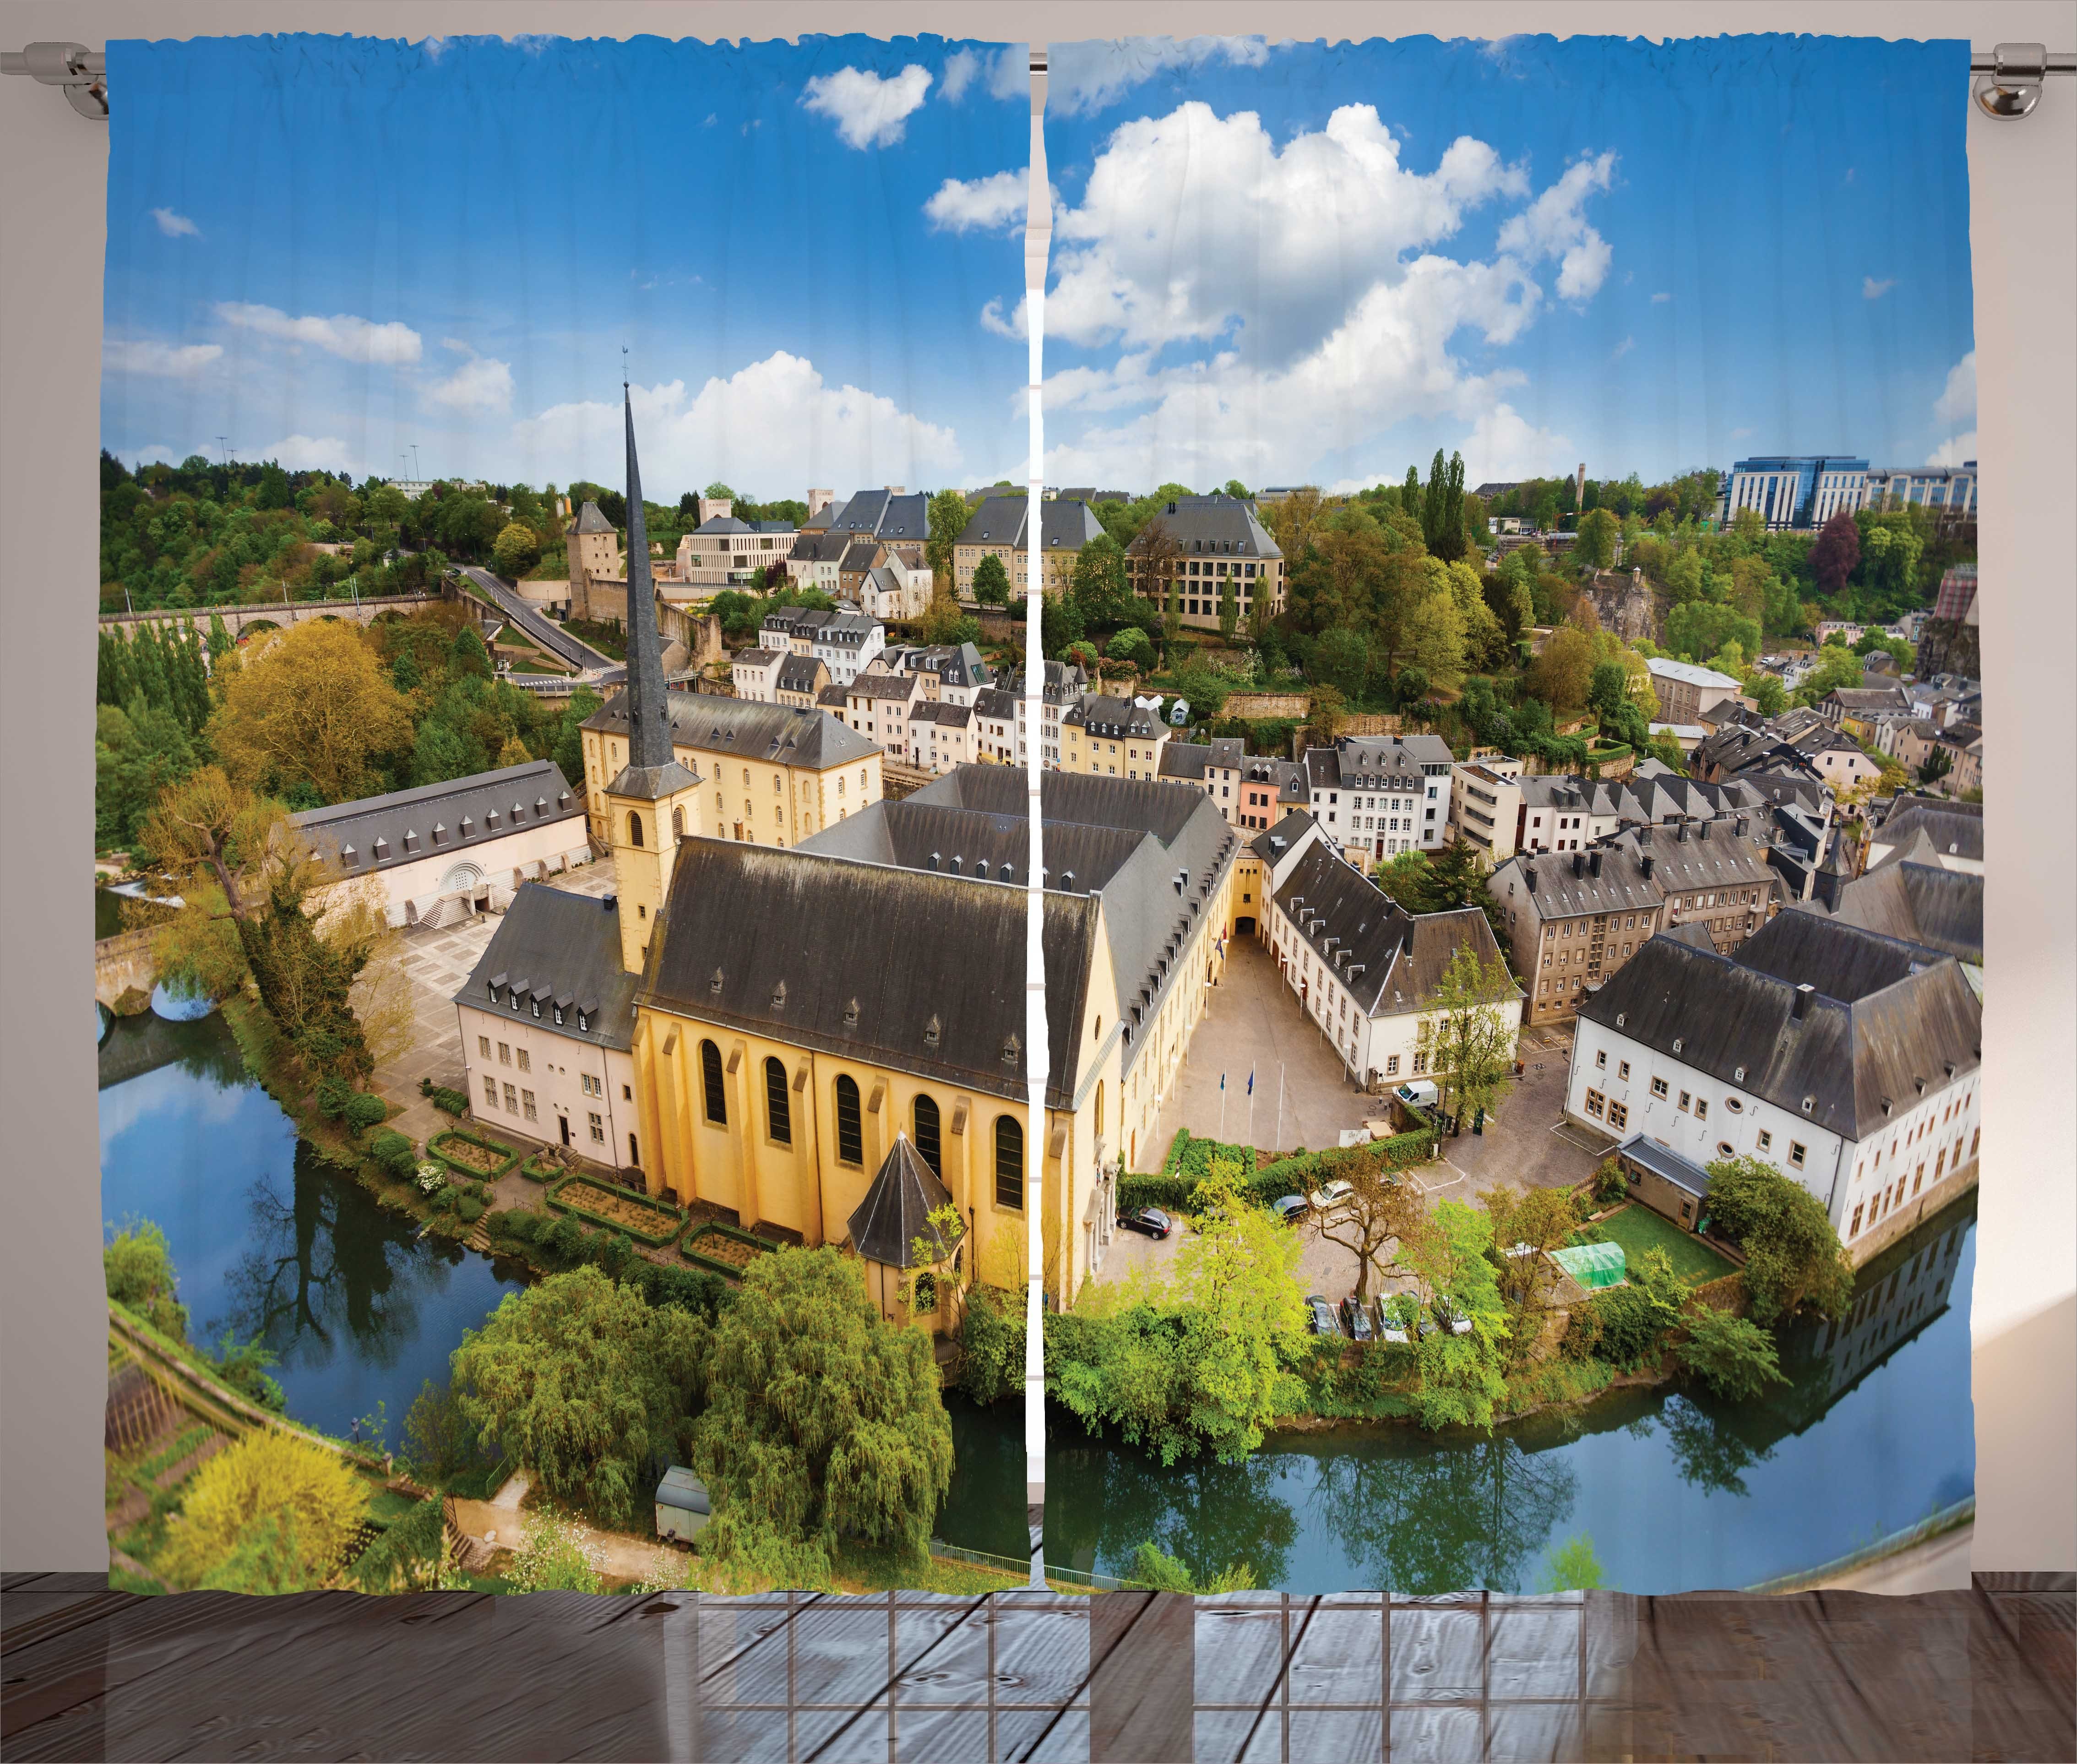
[103,33,1974,501]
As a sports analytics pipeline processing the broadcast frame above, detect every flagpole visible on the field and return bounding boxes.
[1247,1070,1256,1149]
[1276,1063,1285,1154]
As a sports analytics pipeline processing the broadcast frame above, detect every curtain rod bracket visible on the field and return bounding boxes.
[1972,43,2075,119]
[1,43,108,118]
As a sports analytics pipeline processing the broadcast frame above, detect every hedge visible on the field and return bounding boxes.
[427,1127,521,1181]
[520,1151,564,1183]
[342,1092,389,1132]
[1120,1126,1439,1215]
[417,1078,471,1117]
[369,1129,417,1179]
[545,1173,687,1247]
[680,1220,776,1280]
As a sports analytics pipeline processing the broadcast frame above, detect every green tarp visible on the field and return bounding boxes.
[1551,1241,1628,1290]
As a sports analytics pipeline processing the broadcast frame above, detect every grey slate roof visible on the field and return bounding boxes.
[584,690,878,769]
[1577,914,1981,1141]
[1275,840,1514,1016]
[973,686,1018,723]
[1620,821,1778,897]
[828,489,929,542]
[732,647,782,669]
[1498,843,1663,921]
[954,496,1105,552]
[1873,796,1984,864]
[1070,695,1166,739]
[1126,493,1283,559]
[647,837,1102,1108]
[798,766,1240,1086]
[848,673,919,702]
[1327,734,1454,787]
[294,759,582,874]
[775,654,826,696]
[453,881,638,1051]
[572,501,614,534]
[1249,811,1317,862]
[789,531,851,565]
[839,540,884,575]
[1791,860,1984,967]
[1616,1133,1714,1199]
[1160,741,1210,781]
[848,1133,962,1267]
[695,515,756,534]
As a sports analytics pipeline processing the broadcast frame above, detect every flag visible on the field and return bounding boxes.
[1219,1073,1226,1092]
[1247,1069,1255,1096]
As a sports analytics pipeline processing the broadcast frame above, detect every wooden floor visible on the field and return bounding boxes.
[2,1571,2069,1761]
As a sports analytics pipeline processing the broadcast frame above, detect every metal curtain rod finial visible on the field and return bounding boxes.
[1972,43,2075,119]
[1,43,107,118]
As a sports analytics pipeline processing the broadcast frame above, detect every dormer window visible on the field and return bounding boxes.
[486,808,502,831]
[372,836,389,862]
[342,844,358,866]
[403,830,419,854]
[460,815,475,838]
[576,1012,589,1033]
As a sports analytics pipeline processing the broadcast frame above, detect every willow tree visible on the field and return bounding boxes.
[692,1247,952,1573]
[139,766,406,1083]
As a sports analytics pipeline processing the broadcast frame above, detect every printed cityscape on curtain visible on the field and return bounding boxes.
[96,33,1978,1597]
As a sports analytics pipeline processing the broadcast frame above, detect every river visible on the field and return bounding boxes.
[100,1008,1974,1590]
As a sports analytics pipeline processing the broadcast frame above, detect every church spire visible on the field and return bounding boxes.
[603,379,698,806]
[621,381,674,773]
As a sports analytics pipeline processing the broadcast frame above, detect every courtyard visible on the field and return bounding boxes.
[1133,938,1382,1173]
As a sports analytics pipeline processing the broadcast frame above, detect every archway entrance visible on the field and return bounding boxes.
[1236,915,1256,936]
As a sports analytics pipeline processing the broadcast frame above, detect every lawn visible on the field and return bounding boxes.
[1578,1203,1736,1288]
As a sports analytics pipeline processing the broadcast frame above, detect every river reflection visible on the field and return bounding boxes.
[99,1010,522,1443]
[1042,1194,1976,1594]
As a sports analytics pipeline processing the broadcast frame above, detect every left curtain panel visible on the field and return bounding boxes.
[97,32,1032,1596]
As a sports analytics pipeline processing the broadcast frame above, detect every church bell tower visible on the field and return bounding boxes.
[602,384,703,975]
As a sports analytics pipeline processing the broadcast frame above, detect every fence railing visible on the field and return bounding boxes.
[928,1538,1133,1591]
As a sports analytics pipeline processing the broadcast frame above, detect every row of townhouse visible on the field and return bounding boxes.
[1156,733,1454,860]
[1486,816,1785,1025]
[1446,754,1824,866]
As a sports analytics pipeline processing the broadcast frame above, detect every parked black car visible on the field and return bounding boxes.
[1117,1206,1174,1240]
[1270,1194,1309,1226]
[1338,1295,1375,1342]
[1304,1293,1338,1336]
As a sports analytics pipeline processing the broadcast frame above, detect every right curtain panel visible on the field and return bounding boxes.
[1033,33,1979,1596]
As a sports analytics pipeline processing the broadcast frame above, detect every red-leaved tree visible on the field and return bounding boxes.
[1811,510,1861,593]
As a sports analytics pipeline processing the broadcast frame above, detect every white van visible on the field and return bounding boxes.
[1395,1080,1440,1112]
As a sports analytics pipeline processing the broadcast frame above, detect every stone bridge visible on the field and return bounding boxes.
[98,592,440,642]
[93,926,159,1007]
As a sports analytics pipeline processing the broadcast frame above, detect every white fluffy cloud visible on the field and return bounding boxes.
[104,338,223,377]
[214,302,422,364]
[1028,99,1617,490]
[1043,103,1531,362]
[800,64,932,149]
[1039,254,1544,491]
[924,168,1031,234]
[1049,37,1270,116]
[151,207,199,238]
[1863,276,1896,300]
[1495,152,1616,300]
[510,352,961,496]
[1926,348,1977,466]
[940,47,983,102]
[425,354,515,413]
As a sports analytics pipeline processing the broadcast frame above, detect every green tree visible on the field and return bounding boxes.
[1675,1304,1789,1401]
[552,686,602,790]
[1402,1199,1510,1429]
[1524,626,1597,721]
[1742,671,1788,717]
[925,487,972,590]
[1106,626,1156,672]
[1665,601,1761,666]
[692,1247,952,1572]
[103,1216,189,1340]
[1218,572,1239,640]
[95,701,196,851]
[255,463,293,510]
[1128,1541,1257,1593]
[158,1431,369,1592]
[1311,626,1371,700]
[1425,944,1519,1131]
[492,521,541,579]
[971,552,1012,607]
[451,1266,703,1530]
[1537,1534,1605,1592]
[1700,1157,1854,1324]
[1068,531,1135,630]
[1574,507,1620,572]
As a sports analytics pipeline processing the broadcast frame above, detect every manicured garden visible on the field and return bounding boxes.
[544,1174,686,1247]
[429,1127,521,1180]
[681,1220,773,1278]
[1572,1202,1736,1288]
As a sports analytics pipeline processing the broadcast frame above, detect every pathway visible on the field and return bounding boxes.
[450,1469,685,1586]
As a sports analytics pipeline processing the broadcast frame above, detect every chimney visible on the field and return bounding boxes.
[1571,851,1585,877]
[1677,822,1691,842]
[1698,820,1712,841]
[1639,853,1656,880]
[1588,850,1603,877]
[1792,982,1816,1020]
[1524,865,1539,891]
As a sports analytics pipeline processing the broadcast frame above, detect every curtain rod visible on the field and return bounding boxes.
[7,39,2076,123]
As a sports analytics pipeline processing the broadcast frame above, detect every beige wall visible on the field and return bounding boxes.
[579,724,882,851]
[458,1002,639,1167]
